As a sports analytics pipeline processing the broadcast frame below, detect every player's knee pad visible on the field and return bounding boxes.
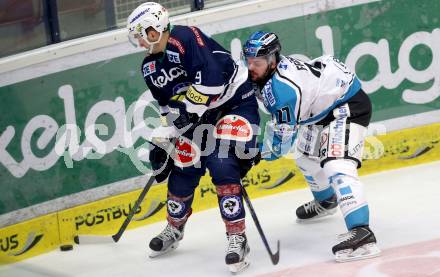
[296,154,335,201]
[216,183,245,234]
[323,159,369,229]
[166,192,194,228]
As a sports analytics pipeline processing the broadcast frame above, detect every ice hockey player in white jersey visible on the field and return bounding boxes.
[243,31,381,262]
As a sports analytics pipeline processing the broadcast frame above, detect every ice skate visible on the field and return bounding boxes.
[225,233,250,274]
[149,223,184,258]
[296,194,337,222]
[332,225,381,262]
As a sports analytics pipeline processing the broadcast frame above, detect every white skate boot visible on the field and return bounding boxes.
[149,223,184,258]
[225,233,250,274]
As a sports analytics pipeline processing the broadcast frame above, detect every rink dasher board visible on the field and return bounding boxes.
[1,122,439,265]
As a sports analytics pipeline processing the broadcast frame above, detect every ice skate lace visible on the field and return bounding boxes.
[157,224,181,241]
[227,234,245,254]
[336,229,357,243]
[303,200,326,215]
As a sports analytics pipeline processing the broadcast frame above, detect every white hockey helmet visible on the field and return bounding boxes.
[127,2,170,52]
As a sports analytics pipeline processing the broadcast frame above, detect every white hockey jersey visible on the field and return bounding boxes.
[261,55,362,126]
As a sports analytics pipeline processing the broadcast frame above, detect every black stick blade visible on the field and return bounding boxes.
[270,240,281,265]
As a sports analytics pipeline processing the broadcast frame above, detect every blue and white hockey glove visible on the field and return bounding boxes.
[260,121,297,161]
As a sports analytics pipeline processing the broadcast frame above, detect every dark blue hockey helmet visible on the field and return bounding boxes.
[243,31,281,59]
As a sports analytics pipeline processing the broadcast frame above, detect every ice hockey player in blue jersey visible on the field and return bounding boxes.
[243,31,381,262]
[126,2,260,273]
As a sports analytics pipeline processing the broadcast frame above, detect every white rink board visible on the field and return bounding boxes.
[1,161,440,277]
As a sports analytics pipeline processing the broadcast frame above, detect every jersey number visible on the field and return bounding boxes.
[195,71,202,84]
[304,62,321,78]
[276,106,291,124]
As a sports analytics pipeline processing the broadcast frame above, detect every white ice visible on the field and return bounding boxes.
[2,161,440,277]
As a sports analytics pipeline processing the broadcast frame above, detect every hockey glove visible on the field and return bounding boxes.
[149,142,173,183]
[238,150,261,179]
[167,100,199,131]
[235,144,261,179]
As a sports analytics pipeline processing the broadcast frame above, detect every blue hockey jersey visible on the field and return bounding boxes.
[141,25,249,117]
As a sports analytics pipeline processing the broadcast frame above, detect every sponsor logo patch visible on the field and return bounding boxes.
[142,61,156,76]
[129,8,150,24]
[220,196,242,219]
[190,26,205,47]
[168,37,185,54]
[150,66,187,88]
[328,106,348,158]
[185,86,209,105]
[214,115,253,142]
[173,137,201,167]
[262,80,276,107]
[166,50,181,63]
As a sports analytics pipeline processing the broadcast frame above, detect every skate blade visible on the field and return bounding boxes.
[149,241,180,258]
[335,243,381,262]
[228,259,250,274]
[296,208,337,224]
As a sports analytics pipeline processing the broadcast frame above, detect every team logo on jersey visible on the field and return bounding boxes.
[214,115,253,142]
[336,78,347,88]
[185,86,209,105]
[168,37,185,54]
[173,137,201,167]
[278,62,288,70]
[167,199,185,216]
[166,50,181,63]
[220,196,242,219]
[150,66,187,88]
[142,61,156,76]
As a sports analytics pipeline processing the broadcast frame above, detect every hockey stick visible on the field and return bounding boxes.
[241,183,280,265]
[74,175,156,244]
[74,140,175,245]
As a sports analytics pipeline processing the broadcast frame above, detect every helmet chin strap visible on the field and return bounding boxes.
[144,31,163,54]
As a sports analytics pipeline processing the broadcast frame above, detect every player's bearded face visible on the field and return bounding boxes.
[246,57,272,83]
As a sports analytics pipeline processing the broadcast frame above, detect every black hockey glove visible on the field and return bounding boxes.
[149,143,173,183]
[167,100,199,131]
[238,148,261,179]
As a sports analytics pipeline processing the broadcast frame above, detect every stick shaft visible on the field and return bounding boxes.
[241,184,280,265]
[112,175,156,242]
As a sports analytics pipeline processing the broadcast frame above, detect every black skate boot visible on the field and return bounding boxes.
[149,223,185,258]
[332,225,381,262]
[225,233,250,274]
[296,194,338,222]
